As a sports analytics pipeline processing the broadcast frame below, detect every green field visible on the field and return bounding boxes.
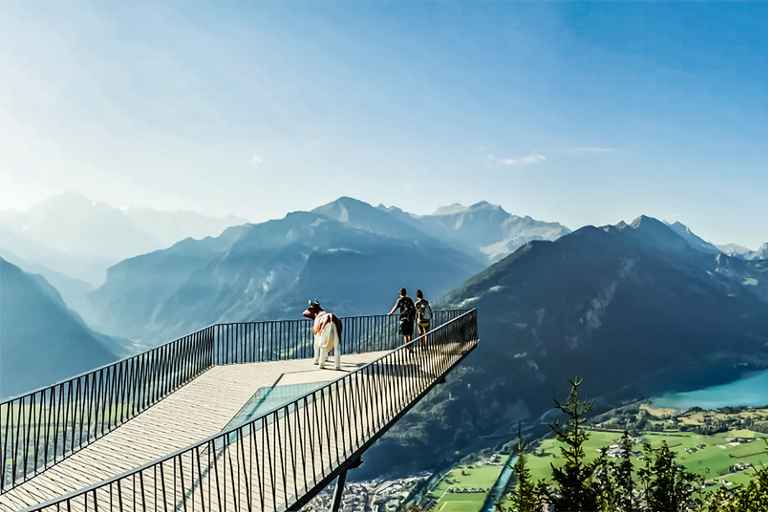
[523,429,768,492]
[427,463,501,512]
[425,404,768,510]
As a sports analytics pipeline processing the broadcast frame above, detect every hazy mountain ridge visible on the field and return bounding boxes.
[0,192,248,288]
[0,258,121,400]
[714,241,768,261]
[355,215,768,479]
[0,192,159,260]
[0,248,95,316]
[87,224,254,341]
[0,227,113,287]
[377,200,571,264]
[88,202,484,344]
[122,206,246,249]
[746,242,768,261]
[666,220,721,255]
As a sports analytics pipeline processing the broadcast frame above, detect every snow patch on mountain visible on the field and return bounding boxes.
[581,257,637,337]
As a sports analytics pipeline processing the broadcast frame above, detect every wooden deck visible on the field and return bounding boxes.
[0,352,388,512]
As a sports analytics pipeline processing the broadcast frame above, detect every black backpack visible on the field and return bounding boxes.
[402,297,416,322]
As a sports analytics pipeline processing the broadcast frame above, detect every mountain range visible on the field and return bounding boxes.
[0,258,121,400]
[352,215,768,478]
[377,201,570,265]
[2,194,766,480]
[85,197,571,345]
[0,192,247,287]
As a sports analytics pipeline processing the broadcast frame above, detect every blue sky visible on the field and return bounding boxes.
[1,1,766,248]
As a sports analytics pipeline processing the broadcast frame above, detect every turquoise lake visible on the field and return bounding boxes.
[651,369,768,410]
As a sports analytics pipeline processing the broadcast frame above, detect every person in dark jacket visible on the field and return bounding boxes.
[388,287,415,345]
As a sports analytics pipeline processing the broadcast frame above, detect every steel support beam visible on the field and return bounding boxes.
[330,456,362,512]
[330,470,348,512]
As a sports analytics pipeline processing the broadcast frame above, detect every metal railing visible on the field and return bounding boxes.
[0,327,215,494]
[1,310,468,494]
[25,309,478,512]
[213,309,465,365]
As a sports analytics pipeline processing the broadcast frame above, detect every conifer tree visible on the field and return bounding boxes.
[639,440,701,512]
[548,377,600,511]
[614,430,637,511]
[507,423,538,512]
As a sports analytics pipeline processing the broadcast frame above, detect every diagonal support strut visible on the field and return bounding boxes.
[331,456,362,512]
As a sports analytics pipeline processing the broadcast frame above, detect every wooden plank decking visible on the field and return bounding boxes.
[0,352,388,512]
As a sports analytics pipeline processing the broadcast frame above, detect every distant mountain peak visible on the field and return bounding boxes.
[375,203,405,214]
[0,193,249,269]
[715,243,753,257]
[629,214,665,230]
[746,242,768,261]
[431,201,507,217]
[432,203,468,216]
[669,220,689,231]
[313,197,373,215]
[335,196,366,206]
[42,190,91,203]
[664,220,722,255]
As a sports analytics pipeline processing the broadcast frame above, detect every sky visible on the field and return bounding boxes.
[1,1,766,248]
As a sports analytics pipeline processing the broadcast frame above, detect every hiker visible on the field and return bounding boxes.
[414,289,432,346]
[302,300,343,370]
[387,288,416,345]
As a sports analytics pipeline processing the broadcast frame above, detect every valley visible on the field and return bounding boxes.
[392,402,768,512]
[2,195,768,507]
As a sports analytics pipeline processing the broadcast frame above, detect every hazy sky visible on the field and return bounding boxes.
[1,2,766,248]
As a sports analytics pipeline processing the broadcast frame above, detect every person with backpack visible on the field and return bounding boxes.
[388,287,416,346]
[414,289,432,346]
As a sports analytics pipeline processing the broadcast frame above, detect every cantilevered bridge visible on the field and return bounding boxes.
[1,309,478,511]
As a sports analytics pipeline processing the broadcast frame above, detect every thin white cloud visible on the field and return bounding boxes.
[251,155,263,164]
[488,153,546,166]
[574,147,615,153]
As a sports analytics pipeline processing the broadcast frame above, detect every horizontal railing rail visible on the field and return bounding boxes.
[213,309,466,365]
[24,309,479,512]
[0,326,215,494]
[1,310,468,494]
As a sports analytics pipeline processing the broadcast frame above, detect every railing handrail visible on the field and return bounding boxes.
[1,311,468,405]
[21,309,479,512]
[1,310,469,494]
[0,324,217,405]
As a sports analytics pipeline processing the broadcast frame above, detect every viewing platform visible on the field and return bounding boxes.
[1,309,479,511]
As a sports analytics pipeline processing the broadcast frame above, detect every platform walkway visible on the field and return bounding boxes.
[1,310,478,512]
[0,353,386,511]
